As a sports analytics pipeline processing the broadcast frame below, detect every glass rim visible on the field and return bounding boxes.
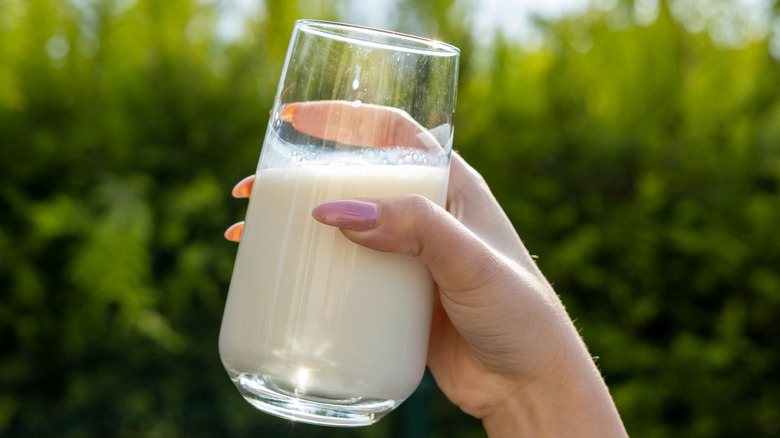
[295,19,460,57]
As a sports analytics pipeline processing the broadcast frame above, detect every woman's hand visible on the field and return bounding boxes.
[225,101,627,437]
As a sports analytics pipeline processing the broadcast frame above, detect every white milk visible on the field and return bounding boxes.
[219,163,448,403]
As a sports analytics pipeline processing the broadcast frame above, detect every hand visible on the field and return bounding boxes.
[225,101,627,437]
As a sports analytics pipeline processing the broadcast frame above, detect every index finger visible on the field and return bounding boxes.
[279,101,443,154]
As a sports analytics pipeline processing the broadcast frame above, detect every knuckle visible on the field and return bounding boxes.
[403,194,441,257]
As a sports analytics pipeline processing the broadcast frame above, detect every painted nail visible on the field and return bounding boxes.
[224,222,244,242]
[232,175,255,198]
[312,200,380,231]
[279,103,301,123]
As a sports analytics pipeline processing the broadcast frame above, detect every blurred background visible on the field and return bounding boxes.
[2,0,780,436]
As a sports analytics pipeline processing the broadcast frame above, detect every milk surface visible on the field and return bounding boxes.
[219,162,448,402]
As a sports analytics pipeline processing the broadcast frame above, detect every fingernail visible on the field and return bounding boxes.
[232,175,255,198]
[312,200,380,231]
[279,103,301,123]
[224,222,244,242]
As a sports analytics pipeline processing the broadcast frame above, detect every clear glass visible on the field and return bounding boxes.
[219,20,459,427]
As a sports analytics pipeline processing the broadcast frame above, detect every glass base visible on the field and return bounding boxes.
[229,370,398,427]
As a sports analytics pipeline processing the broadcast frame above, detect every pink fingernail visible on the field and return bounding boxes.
[312,200,379,231]
[232,175,255,198]
[224,222,244,242]
[279,103,301,123]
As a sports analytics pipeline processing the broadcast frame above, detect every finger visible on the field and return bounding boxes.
[232,175,255,199]
[447,153,538,269]
[311,196,521,299]
[224,222,244,242]
[280,101,442,153]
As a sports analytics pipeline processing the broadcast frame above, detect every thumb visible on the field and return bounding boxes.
[311,196,525,301]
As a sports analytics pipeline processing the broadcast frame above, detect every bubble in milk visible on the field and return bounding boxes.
[291,151,306,165]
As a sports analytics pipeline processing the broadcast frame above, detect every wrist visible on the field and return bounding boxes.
[481,348,627,437]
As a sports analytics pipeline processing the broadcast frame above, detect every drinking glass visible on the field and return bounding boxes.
[219,19,459,427]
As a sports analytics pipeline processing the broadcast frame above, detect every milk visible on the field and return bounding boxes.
[219,162,448,404]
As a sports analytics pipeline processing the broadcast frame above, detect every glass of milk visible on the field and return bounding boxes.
[219,20,459,427]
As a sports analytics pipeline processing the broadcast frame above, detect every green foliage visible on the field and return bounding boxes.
[456,4,780,436]
[1,0,779,437]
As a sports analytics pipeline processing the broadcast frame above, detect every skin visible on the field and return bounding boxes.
[225,102,628,437]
